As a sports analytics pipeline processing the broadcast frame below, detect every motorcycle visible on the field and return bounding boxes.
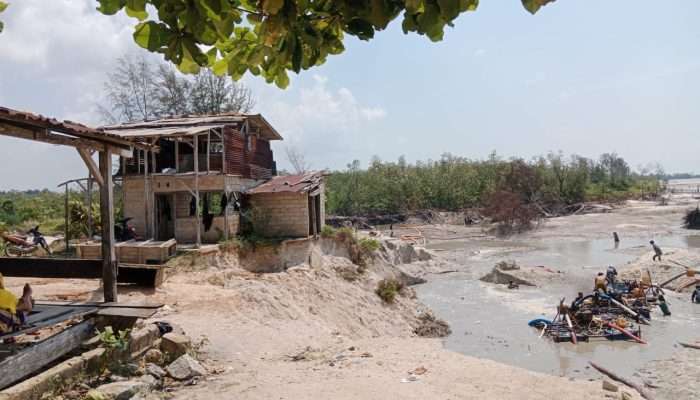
[1,226,52,257]
[115,217,141,242]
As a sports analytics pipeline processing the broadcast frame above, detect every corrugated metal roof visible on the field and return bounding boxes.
[102,124,224,138]
[101,113,283,141]
[0,106,147,148]
[247,172,323,194]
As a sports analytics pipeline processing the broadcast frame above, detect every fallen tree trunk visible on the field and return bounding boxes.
[659,271,689,288]
[589,361,654,400]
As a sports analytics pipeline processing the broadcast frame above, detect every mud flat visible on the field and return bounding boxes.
[4,235,634,400]
[415,188,700,399]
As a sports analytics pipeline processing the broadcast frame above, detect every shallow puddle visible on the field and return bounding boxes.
[418,234,700,379]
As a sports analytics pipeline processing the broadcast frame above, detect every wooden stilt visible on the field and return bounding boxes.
[64,184,70,253]
[194,136,201,248]
[87,176,93,239]
[99,149,117,302]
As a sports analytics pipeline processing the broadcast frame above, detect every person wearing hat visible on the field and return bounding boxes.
[692,285,700,304]
[0,273,33,334]
[650,240,663,262]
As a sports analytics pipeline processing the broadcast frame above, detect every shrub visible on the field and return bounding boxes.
[482,190,539,235]
[334,226,355,243]
[375,278,404,303]
[96,326,131,374]
[414,312,452,337]
[358,237,380,253]
[320,225,336,238]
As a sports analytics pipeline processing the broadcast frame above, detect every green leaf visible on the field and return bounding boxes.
[274,70,290,89]
[262,0,284,15]
[212,58,229,76]
[97,0,125,15]
[178,46,202,74]
[0,21,3,34]
[0,2,8,13]
[437,0,460,21]
[368,0,395,29]
[405,0,423,14]
[125,0,147,20]
[133,21,172,51]
[521,0,556,14]
[346,18,375,40]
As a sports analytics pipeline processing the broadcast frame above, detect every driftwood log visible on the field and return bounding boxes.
[589,361,654,400]
[678,341,700,350]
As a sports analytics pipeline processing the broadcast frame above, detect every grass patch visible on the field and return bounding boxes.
[358,237,380,253]
[375,278,404,303]
[320,225,336,238]
[220,234,284,256]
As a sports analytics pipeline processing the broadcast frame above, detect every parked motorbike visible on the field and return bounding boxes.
[1,226,52,257]
[115,218,140,242]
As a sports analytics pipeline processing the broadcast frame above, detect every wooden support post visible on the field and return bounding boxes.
[76,147,104,187]
[194,135,201,247]
[207,130,211,173]
[99,150,117,302]
[144,149,150,239]
[64,184,70,253]
[223,191,229,241]
[221,128,226,174]
[175,140,179,173]
[87,176,93,239]
[151,146,156,237]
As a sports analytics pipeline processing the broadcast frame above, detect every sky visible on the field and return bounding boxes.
[0,0,699,190]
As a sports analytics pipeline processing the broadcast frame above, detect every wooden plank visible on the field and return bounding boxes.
[0,258,102,279]
[35,301,163,309]
[76,148,105,187]
[100,150,118,302]
[0,258,164,287]
[0,320,95,390]
[0,123,133,157]
[97,307,157,319]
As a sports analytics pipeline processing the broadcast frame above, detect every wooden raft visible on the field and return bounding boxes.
[0,301,162,389]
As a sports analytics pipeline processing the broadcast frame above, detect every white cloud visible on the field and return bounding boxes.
[253,75,387,171]
[0,0,134,69]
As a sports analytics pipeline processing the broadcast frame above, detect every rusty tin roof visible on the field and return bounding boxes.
[247,172,324,194]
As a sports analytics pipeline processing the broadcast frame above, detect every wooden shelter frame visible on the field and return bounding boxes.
[0,107,151,302]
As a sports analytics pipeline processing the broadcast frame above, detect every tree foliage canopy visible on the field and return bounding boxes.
[326,151,662,216]
[0,0,558,88]
[100,56,255,123]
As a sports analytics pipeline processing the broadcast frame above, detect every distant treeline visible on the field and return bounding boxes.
[0,189,118,237]
[326,152,663,216]
[663,173,700,180]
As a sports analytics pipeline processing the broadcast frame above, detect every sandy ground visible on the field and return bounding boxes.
[5,241,638,399]
[9,191,700,399]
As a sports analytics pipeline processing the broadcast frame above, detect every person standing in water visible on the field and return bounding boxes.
[650,240,663,262]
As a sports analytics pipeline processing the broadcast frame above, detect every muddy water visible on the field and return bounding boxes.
[417,234,700,379]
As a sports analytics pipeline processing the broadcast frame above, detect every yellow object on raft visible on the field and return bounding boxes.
[0,273,18,314]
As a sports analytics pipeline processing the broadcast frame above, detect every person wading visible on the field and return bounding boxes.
[692,285,700,304]
[594,272,607,293]
[650,240,663,262]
